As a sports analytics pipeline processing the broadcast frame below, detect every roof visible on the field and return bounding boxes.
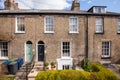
[0,9,120,16]
[88,6,107,12]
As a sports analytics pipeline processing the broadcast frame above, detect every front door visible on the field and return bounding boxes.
[26,41,33,62]
[38,41,44,61]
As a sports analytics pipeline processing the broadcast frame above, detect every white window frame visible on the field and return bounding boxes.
[15,16,25,33]
[44,16,54,33]
[69,17,79,33]
[61,42,71,58]
[0,41,9,60]
[96,18,103,33]
[117,18,120,33]
[101,41,111,58]
[93,7,106,13]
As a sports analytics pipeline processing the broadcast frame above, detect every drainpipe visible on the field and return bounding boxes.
[85,15,88,58]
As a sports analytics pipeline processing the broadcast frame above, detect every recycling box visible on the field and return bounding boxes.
[8,62,18,75]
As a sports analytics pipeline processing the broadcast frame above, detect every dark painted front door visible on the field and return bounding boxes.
[38,44,44,61]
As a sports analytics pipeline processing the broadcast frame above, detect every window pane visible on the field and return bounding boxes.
[70,17,78,33]
[118,19,120,32]
[0,42,8,57]
[96,18,103,33]
[17,17,25,32]
[62,42,70,57]
[45,16,54,32]
[102,41,110,57]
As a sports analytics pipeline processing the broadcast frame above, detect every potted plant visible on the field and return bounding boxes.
[50,62,56,70]
[44,62,49,70]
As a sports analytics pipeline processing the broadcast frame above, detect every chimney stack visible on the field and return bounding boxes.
[71,0,80,11]
[4,0,19,10]
[15,3,19,9]
[9,0,14,3]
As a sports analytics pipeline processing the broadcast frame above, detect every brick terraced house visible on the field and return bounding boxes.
[0,0,120,70]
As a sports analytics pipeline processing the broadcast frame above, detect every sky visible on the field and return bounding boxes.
[0,0,120,13]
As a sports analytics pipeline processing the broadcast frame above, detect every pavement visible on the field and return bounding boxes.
[108,64,120,79]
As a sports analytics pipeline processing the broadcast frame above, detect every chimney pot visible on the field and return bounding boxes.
[71,0,80,11]
[9,0,14,3]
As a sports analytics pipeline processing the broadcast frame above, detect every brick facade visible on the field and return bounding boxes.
[0,0,120,70]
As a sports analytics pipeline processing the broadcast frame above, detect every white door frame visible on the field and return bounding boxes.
[25,42,32,62]
[25,43,27,62]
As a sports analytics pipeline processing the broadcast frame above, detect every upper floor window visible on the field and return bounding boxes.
[69,17,78,33]
[96,18,103,33]
[94,7,106,13]
[117,18,120,33]
[16,16,25,33]
[102,41,111,58]
[44,16,54,33]
[0,41,8,59]
[62,42,71,57]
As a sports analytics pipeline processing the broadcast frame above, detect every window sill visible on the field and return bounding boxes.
[101,57,111,59]
[44,31,54,34]
[0,57,9,60]
[61,57,72,59]
[69,32,79,34]
[15,31,25,34]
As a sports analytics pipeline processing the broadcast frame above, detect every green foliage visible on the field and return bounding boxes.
[44,62,49,67]
[118,68,120,73]
[81,58,91,71]
[36,63,119,80]
[4,77,14,80]
[90,63,119,80]
[7,58,16,62]
[90,63,100,72]
[36,70,90,80]
[50,62,55,67]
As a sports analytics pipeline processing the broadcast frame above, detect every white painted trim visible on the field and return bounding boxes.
[24,43,26,62]
[117,19,120,32]
[44,16,54,33]
[0,41,9,59]
[36,42,38,62]
[15,31,25,34]
[100,61,111,64]
[61,41,72,58]
[69,17,79,33]
[57,58,73,70]
[95,18,103,33]
[101,41,111,58]
[15,16,25,33]
[15,16,17,33]
[0,57,9,60]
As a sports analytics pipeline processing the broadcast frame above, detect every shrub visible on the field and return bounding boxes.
[90,63,100,72]
[36,70,90,80]
[90,63,119,80]
[44,62,49,67]
[118,68,120,73]
[50,62,55,67]
[36,63,119,80]
[81,58,91,71]
[4,77,14,80]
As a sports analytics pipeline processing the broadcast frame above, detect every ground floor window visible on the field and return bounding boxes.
[0,41,8,58]
[102,41,110,58]
[63,65,70,70]
[62,42,71,57]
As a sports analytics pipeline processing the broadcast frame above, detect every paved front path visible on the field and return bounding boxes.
[108,64,120,79]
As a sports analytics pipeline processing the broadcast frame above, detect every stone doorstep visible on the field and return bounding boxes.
[28,70,39,80]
